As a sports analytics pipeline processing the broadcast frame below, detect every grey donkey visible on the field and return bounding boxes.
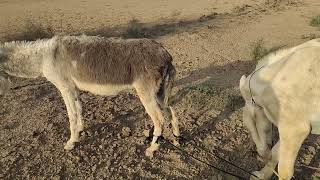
[0,35,180,157]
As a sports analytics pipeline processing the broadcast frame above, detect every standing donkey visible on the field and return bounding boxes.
[0,35,180,157]
[239,38,320,179]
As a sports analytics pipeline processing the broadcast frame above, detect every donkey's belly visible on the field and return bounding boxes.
[73,78,133,96]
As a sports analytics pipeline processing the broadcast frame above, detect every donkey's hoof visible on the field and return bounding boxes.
[250,171,264,180]
[145,143,159,158]
[173,135,184,146]
[173,138,180,146]
[64,141,75,150]
[145,149,154,158]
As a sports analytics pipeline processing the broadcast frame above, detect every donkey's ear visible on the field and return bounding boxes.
[239,75,251,101]
[239,75,247,92]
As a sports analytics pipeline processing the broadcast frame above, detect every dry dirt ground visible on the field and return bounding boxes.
[1,0,320,179]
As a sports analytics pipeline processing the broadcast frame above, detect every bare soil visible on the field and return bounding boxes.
[1,0,320,179]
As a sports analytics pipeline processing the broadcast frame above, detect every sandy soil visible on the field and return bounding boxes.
[1,0,320,179]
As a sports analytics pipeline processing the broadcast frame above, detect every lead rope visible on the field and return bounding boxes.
[248,65,265,106]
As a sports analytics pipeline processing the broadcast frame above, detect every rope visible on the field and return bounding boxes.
[163,139,250,180]
[299,164,320,171]
[191,142,261,178]
[248,65,265,106]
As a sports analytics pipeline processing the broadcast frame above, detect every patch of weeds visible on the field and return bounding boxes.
[250,38,269,62]
[2,21,54,42]
[125,18,146,38]
[233,4,252,14]
[310,15,320,27]
[199,12,218,22]
[124,18,178,38]
[301,33,320,40]
[250,38,286,62]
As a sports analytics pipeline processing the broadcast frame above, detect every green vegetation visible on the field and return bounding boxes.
[310,15,320,27]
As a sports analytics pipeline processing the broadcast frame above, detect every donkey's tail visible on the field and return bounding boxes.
[157,63,180,137]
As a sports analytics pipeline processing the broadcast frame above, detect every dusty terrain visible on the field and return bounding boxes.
[1,0,320,179]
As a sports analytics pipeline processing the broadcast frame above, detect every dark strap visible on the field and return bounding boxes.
[248,65,265,108]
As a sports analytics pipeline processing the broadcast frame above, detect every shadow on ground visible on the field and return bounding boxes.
[0,13,219,42]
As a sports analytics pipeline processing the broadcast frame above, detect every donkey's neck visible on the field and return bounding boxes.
[0,38,56,78]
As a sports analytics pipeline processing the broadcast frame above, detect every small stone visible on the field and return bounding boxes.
[47,123,54,130]
[143,129,151,137]
[91,165,97,172]
[51,175,60,180]
[308,146,316,154]
[121,127,131,137]
[75,156,81,162]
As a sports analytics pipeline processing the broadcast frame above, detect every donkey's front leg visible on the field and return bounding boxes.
[58,86,83,150]
[278,123,309,180]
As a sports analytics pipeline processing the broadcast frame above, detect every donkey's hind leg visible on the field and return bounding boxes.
[156,74,180,140]
[157,102,180,143]
[169,106,179,137]
[135,83,165,157]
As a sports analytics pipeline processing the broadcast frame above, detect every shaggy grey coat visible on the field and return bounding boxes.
[0,35,180,157]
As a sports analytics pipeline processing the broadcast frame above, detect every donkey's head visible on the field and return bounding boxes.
[0,48,11,95]
[239,75,271,162]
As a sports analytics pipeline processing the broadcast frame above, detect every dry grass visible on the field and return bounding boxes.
[250,38,269,62]
[125,18,146,38]
[1,21,54,42]
[301,33,320,40]
[310,15,320,27]
[250,38,286,62]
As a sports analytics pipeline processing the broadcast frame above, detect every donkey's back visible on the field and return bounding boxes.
[54,35,173,87]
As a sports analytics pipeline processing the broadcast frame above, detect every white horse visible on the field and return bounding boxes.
[239,38,320,179]
[0,35,180,157]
